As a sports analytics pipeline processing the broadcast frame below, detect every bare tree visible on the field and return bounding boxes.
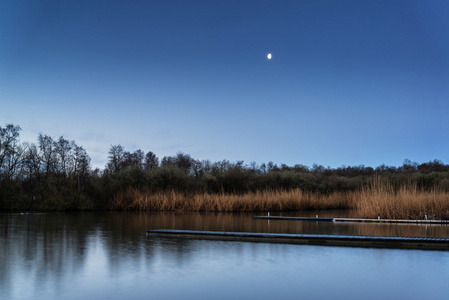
[122,149,145,169]
[175,152,193,172]
[106,144,124,173]
[73,144,91,188]
[22,143,40,183]
[0,124,22,178]
[38,134,57,177]
[55,136,72,176]
[144,151,159,171]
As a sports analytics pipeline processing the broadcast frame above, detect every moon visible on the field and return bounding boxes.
[267,53,272,60]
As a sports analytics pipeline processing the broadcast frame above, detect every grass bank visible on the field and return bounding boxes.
[111,182,449,219]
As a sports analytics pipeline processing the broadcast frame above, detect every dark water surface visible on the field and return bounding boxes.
[1,211,449,300]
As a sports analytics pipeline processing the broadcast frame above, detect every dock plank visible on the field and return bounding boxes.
[253,216,334,221]
[253,216,449,224]
[146,229,449,251]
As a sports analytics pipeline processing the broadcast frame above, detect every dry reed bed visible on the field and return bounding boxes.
[355,180,449,219]
[111,183,449,219]
[111,188,353,212]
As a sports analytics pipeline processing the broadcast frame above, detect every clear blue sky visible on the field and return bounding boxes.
[1,0,448,169]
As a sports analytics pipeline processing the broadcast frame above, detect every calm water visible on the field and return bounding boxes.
[1,211,449,300]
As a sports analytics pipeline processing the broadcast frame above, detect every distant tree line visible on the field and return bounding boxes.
[1,123,449,210]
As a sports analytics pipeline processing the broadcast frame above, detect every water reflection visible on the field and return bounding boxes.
[139,211,449,238]
[1,212,449,300]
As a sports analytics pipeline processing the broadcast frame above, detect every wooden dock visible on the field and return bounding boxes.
[254,216,334,221]
[146,229,449,250]
[254,216,449,224]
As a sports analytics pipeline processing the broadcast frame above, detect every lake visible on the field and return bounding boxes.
[1,211,449,300]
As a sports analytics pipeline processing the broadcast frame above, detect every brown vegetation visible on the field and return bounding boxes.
[111,188,354,212]
[111,181,449,220]
[355,178,449,219]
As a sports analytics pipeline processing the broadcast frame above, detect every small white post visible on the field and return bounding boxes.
[316,215,318,218]
[378,216,380,220]
[268,212,270,216]
[425,213,428,220]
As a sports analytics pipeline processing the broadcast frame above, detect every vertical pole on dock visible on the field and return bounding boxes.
[425,213,428,220]
[268,212,270,216]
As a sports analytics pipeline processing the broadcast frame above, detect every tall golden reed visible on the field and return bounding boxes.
[355,177,449,219]
[111,188,353,212]
[110,182,449,219]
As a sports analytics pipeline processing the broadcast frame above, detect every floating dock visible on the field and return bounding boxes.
[254,216,449,224]
[254,216,334,221]
[146,229,449,250]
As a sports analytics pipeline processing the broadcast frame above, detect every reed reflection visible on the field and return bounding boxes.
[1,211,449,300]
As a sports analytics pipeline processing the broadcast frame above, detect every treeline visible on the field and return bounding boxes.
[0,124,91,210]
[1,123,449,211]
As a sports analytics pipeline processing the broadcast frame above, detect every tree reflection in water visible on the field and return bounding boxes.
[1,212,449,300]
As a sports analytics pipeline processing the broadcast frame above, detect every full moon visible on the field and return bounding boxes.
[267,53,272,59]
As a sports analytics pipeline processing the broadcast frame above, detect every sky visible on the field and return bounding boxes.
[1,0,448,170]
